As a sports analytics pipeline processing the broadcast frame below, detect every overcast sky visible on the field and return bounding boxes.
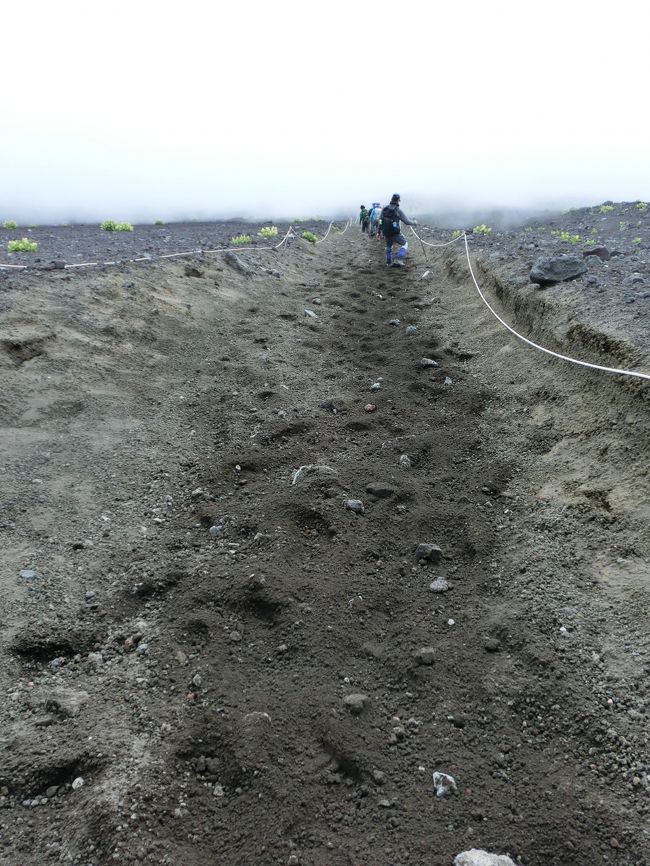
[3,0,649,224]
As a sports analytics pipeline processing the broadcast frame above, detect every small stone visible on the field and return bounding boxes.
[372,769,386,785]
[414,543,443,563]
[370,382,382,392]
[343,693,369,715]
[84,591,96,601]
[71,777,84,790]
[213,784,225,798]
[444,376,453,386]
[224,250,252,275]
[343,499,365,514]
[415,647,436,666]
[366,482,395,498]
[364,403,377,413]
[429,577,449,593]
[378,798,392,808]
[304,309,317,318]
[388,319,401,327]
[242,711,272,725]
[192,673,202,688]
[45,688,90,718]
[582,245,610,261]
[405,325,417,335]
[209,524,224,537]
[420,357,439,368]
[398,454,412,468]
[484,637,500,653]
[453,850,516,866]
[229,630,242,642]
[19,569,37,579]
[432,771,457,797]
[45,786,59,798]
[87,652,104,669]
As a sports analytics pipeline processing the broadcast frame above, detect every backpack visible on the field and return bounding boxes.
[381,204,399,237]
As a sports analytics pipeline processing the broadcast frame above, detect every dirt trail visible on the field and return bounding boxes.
[0,226,648,866]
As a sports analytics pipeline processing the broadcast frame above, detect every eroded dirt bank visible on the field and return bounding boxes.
[1,222,649,865]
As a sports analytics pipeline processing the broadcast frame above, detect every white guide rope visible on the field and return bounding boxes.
[408,227,650,383]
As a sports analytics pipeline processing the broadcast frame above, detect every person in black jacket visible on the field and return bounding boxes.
[381,193,417,266]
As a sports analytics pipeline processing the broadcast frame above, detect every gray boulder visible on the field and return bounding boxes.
[530,255,586,285]
[224,250,253,276]
[582,245,610,261]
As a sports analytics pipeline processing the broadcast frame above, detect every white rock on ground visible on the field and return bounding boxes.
[453,849,517,866]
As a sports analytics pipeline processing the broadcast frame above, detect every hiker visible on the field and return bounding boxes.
[359,205,370,233]
[369,203,382,238]
[381,193,417,266]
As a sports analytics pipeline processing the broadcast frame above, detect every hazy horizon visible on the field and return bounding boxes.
[3,2,649,227]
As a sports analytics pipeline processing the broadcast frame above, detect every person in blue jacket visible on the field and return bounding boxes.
[369,203,382,238]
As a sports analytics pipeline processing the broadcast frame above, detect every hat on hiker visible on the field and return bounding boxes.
[390,194,400,204]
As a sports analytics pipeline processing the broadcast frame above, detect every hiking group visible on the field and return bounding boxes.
[359,194,417,267]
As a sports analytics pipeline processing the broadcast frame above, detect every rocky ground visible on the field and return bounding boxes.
[0,203,648,866]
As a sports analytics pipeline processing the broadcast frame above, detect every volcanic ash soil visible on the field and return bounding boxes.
[0,209,649,866]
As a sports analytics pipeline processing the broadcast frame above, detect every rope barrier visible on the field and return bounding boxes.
[407,226,650,383]
[408,227,466,249]
[314,222,334,244]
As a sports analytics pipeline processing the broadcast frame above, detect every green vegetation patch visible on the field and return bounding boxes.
[301,231,317,244]
[551,230,581,244]
[258,226,278,238]
[230,234,251,245]
[101,220,134,232]
[8,237,38,252]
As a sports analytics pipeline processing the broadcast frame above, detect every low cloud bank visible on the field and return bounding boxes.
[2,147,647,227]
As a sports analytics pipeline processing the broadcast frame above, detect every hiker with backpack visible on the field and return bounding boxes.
[359,205,370,233]
[381,193,417,267]
[369,203,382,238]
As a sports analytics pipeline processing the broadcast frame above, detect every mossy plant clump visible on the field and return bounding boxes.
[8,237,38,252]
[101,220,134,232]
[258,226,278,238]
